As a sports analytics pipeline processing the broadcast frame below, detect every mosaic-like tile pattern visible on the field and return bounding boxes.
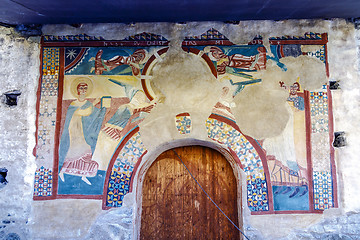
[175,113,191,134]
[106,170,131,207]
[106,131,146,207]
[247,177,269,211]
[310,88,331,171]
[313,171,333,210]
[42,48,60,75]
[36,48,59,165]
[230,139,264,180]
[206,117,268,212]
[114,132,146,168]
[41,75,59,97]
[306,45,326,64]
[206,118,264,177]
[33,166,53,196]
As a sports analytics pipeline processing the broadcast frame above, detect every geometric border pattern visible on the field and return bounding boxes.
[206,117,269,212]
[313,171,333,210]
[33,166,53,197]
[35,48,59,165]
[106,131,146,207]
[310,86,331,172]
[247,177,269,212]
[106,170,131,208]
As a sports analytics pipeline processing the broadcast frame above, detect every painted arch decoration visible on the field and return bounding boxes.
[33,29,337,215]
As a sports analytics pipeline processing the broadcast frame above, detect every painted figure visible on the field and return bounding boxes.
[281,81,305,111]
[91,88,154,171]
[264,80,308,196]
[58,77,106,185]
[211,86,236,121]
[205,46,267,75]
[91,49,147,75]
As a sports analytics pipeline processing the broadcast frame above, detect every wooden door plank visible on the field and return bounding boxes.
[140,146,240,240]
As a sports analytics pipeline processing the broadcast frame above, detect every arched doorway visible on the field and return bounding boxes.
[140,145,241,239]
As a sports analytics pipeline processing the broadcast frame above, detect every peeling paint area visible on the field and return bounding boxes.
[31,27,337,217]
[175,113,191,134]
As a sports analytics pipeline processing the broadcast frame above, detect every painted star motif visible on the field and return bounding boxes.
[66,49,77,59]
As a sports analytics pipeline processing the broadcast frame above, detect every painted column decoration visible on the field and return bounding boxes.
[33,47,60,198]
[310,87,334,210]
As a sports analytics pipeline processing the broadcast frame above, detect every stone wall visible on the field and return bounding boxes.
[0,28,39,239]
[0,19,359,239]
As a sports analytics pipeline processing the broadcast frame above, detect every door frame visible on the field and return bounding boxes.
[133,139,245,240]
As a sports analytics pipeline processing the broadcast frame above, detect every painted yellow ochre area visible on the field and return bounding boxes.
[63,75,139,100]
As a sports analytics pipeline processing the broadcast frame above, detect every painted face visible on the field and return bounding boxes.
[77,83,88,96]
[290,83,299,95]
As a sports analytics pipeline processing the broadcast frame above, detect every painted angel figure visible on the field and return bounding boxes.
[89,49,147,76]
[204,46,267,75]
[58,77,106,185]
[90,81,155,171]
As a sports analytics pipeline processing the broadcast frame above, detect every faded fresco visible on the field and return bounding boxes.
[33,30,336,214]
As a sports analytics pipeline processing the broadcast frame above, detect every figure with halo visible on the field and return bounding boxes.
[58,77,106,185]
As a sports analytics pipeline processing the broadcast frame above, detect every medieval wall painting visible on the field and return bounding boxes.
[33,30,337,215]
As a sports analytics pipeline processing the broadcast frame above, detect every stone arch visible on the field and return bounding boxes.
[133,139,244,240]
[102,114,273,213]
[206,114,273,213]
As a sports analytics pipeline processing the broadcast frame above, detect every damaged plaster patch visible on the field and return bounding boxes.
[140,46,223,149]
[256,55,327,91]
[234,54,327,140]
[151,48,220,109]
[280,56,327,90]
[30,200,102,239]
[85,206,133,240]
[232,84,289,139]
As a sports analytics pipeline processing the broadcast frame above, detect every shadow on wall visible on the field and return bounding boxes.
[0,168,8,189]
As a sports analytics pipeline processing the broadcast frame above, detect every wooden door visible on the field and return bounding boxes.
[140,146,240,240]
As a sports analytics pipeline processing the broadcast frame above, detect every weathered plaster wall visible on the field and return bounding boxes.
[0,19,359,239]
[0,27,39,239]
